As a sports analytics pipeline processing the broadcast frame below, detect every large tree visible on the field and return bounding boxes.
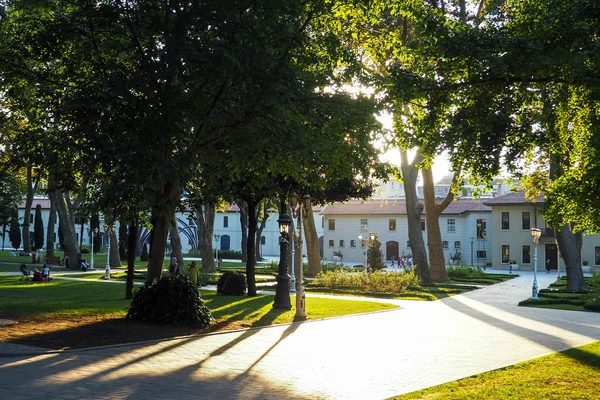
[33,203,44,250]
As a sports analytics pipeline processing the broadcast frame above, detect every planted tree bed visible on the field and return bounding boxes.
[519,276,600,312]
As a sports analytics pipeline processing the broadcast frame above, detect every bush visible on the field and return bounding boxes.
[80,247,90,254]
[185,249,201,257]
[126,276,213,327]
[311,269,419,293]
[217,271,247,295]
[447,265,487,280]
[218,249,243,259]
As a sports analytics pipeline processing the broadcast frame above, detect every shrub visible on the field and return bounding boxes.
[217,271,247,295]
[447,265,487,280]
[311,269,419,293]
[185,249,201,257]
[126,276,213,327]
[80,247,90,254]
[218,249,243,259]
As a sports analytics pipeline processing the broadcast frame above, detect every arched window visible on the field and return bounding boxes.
[442,241,449,249]
[454,241,461,249]
[328,240,334,247]
[221,235,231,250]
[223,216,229,228]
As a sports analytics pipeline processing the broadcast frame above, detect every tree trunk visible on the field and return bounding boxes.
[239,201,249,262]
[555,224,589,292]
[245,197,260,297]
[46,191,57,257]
[125,220,138,299]
[22,165,39,253]
[54,189,80,269]
[110,227,120,268]
[169,213,184,269]
[255,201,268,260]
[400,149,431,285]
[303,203,321,276]
[146,180,180,282]
[422,167,459,282]
[196,203,215,271]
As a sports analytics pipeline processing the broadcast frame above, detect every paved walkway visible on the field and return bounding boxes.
[1,271,599,399]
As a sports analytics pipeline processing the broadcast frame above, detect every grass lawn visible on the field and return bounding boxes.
[392,340,600,399]
[519,276,600,313]
[0,275,397,350]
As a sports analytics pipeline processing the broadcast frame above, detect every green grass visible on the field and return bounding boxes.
[391,340,600,399]
[0,275,397,325]
[519,276,600,312]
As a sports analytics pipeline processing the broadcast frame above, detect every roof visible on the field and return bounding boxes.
[483,191,545,206]
[320,198,490,216]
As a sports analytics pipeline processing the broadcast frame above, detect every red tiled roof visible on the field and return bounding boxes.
[320,198,490,216]
[483,191,545,206]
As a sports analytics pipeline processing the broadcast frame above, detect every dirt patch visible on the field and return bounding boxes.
[0,315,252,351]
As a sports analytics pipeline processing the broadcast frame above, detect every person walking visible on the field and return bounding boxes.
[187,261,199,286]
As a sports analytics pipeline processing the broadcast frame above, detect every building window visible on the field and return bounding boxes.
[447,219,455,232]
[261,236,266,245]
[407,241,411,248]
[442,241,448,249]
[522,212,531,230]
[522,245,531,264]
[501,212,510,230]
[501,245,510,264]
[595,246,600,266]
[223,216,229,228]
[361,218,368,231]
[389,219,396,231]
[421,219,426,231]
[328,240,334,247]
[454,241,461,249]
[476,250,487,259]
[339,240,345,247]
[361,240,367,247]
[477,219,487,239]
[350,240,356,247]
[328,219,335,230]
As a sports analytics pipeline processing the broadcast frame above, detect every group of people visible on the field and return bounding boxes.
[390,255,413,269]
[169,257,200,286]
[10,250,32,257]
[22,263,52,282]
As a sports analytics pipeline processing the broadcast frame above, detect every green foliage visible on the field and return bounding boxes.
[447,265,486,280]
[449,251,462,262]
[33,204,44,250]
[217,271,247,296]
[126,276,213,327]
[311,269,420,294]
[9,210,20,250]
[217,249,242,260]
[367,236,385,272]
[80,247,90,254]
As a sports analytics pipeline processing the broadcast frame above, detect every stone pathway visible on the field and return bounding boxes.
[0,271,599,399]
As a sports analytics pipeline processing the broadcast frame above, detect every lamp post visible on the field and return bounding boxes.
[289,193,310,320]
[358,232,368,271]
[87,227,98,270]
[469,237,474,269]
[103,225,115,279]
[273,211,292,310]
[531,227,541,299]
[213,234,221,265]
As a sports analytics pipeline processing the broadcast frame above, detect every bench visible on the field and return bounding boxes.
[45,255,63,267]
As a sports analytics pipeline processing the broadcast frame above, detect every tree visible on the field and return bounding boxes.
[9,209,20,251]
[0,172,24,251]
[118,223,128,261]
[33,204,44,250]
[367,234,385,272]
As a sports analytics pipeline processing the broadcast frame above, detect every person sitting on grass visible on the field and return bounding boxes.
[80,259,89,272]
[32,268,44,282]
[187,261,199,286]
[42,263,52,281]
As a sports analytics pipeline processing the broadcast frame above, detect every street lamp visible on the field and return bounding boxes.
[213,234,221,264]
[87,227,98,270]
[469,237,474,270]
[358,232,368,271]
[103,225,116,279]
[289,193,311,320]
[531,227,542,299]
[273,211,293,310]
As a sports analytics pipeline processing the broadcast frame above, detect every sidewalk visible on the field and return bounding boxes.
[1,271,599,399]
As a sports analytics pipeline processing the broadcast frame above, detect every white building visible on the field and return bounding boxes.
[320,198,492,266]
[484,191,600,273]
[3,197,324,258]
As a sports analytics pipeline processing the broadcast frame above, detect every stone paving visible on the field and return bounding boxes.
[1,270,599,399]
